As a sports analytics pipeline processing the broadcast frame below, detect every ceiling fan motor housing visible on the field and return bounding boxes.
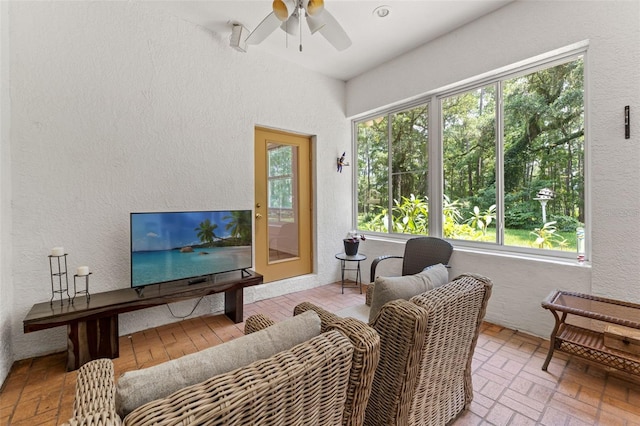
[246,0,350,51]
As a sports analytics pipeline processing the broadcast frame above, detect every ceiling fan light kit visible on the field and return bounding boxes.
[244,0,351,52]
[273,0,291,21]
[306,0,325,16]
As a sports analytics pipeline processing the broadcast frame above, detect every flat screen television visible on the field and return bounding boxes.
[130,210,252,288]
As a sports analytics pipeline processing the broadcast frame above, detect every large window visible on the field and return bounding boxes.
[442,84,497,242]
[357,105,429,234]
[356,52,585,258]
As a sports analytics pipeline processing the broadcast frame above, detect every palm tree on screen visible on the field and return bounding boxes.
[224,211,252,244]
[195,219,218,246]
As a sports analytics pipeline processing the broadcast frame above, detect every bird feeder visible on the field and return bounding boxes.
[533,188,554,224]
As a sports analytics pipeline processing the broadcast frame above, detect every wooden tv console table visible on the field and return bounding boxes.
[24,270,263,371]
[541,290,640,377]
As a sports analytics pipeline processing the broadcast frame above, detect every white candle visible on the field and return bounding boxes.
[51,247,64,257]
[76,266,89,276]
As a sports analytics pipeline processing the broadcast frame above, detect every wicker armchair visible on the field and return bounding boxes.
[295,273,492,426]
[63,314,379,426]
[246,313,381,426]
[62,358,122,426]
[370,237,453,283]
[123,331,354,425]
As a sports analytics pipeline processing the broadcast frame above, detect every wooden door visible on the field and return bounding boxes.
[254,127,312,282]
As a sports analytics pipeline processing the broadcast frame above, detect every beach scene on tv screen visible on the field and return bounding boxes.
[131,210,252,287]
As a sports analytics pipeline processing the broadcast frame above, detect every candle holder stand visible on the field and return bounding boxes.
[49,254,70,306]
[72,272,92,303]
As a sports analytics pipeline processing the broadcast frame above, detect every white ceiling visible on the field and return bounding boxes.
[151,0,513,81]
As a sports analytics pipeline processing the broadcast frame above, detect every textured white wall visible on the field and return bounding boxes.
[6,1,352,364]
[347,1,640,338]
[0,0,13,385]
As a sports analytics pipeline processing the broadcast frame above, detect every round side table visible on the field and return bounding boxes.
[335,253,367,294]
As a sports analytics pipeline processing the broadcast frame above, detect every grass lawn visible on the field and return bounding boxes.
[504,228,576,251]
[358,215,579,252]
[477,228,577,251]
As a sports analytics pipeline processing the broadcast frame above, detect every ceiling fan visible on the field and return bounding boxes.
[246,0,352,52]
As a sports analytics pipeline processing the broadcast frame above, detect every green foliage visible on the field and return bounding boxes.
[359,213,387,233]
[502,60,585,221]
[364,194,428,234]
[504,201,539,230]
[392,194,429,234]
[530,221,568,250]
[363,194,493,242]
[268,146,293,209]
[359,194,574,251]
[466,204,496,236]
[357,116,389,221]
[356,57,584,253]
[443,195,488,241]
[548,214,582,233]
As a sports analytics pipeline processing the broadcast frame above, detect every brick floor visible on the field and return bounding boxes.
[2,281,640,425]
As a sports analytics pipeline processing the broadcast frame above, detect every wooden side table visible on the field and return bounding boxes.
[335,253,366,294]
[541,290,640,377]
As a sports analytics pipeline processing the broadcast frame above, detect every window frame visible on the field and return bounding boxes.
[352,42,590,262]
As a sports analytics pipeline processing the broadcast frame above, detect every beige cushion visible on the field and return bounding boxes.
[336,303,371,323]
[115,310,321,417]
[368,263,449,323]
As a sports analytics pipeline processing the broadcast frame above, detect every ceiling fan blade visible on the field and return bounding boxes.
[245,12,281,45]
[317,10,352,51]
[306,13,326,34]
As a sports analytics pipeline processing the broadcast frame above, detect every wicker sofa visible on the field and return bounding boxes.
[295,273,493,426]
[62,310,380,426]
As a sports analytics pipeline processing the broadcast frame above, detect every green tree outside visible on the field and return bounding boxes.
[357,57,584,251]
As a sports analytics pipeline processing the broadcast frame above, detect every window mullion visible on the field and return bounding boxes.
[387,113,393,235]
[496,81,505,246]
[429,95,442,237]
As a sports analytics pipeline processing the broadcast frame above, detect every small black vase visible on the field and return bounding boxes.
[343,239,359,256]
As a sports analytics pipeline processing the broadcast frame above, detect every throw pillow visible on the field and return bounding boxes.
[420,262,449,285]
[115,310,321,417]
[368,263,449,323]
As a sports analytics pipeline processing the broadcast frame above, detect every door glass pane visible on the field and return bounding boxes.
[267,143,299,262]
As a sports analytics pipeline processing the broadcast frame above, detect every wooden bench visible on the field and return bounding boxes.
[24,270,263,371]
